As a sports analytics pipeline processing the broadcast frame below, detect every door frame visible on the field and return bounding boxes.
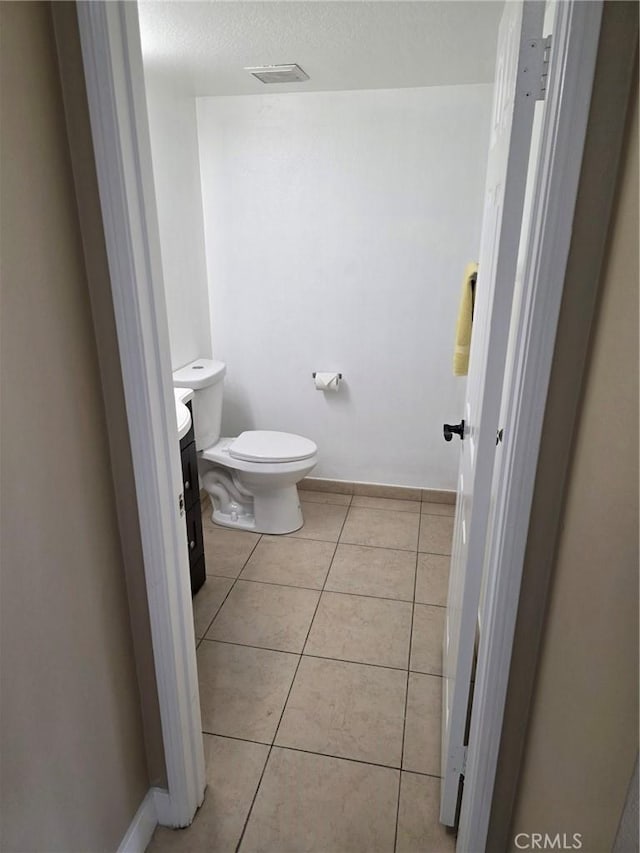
[76,1,205,828]
[456,1,603,848]
[74,0,602,842]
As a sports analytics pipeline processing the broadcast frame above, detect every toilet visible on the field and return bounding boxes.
[173,358,317,534]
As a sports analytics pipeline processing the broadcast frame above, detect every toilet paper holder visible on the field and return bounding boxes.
[312,371,343,391]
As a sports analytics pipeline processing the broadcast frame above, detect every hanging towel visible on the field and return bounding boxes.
[453,262,479,377]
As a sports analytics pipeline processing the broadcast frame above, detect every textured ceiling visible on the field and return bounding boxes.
[138,1,503,96]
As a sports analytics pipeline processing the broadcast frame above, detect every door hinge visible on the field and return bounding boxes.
[539,34,552,101]
[519,34,552,102]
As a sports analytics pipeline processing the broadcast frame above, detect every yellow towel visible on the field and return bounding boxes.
[453,262,478,376]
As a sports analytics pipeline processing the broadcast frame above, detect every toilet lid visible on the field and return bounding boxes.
[229,431,317,463]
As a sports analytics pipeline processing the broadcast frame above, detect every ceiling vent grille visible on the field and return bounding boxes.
[244,64,309,84]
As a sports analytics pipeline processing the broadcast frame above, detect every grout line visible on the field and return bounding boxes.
[206,561,448,607]
[289,532,420,554]
[234,752,271,851]
[413,599,447,610]
[197,534,264,643]
[199,634,446,679]
[203,571,244,581]
[400,768,444,780]
[302,651,410,673]
[409,667,444,678]
[202,730,272,747]
[201,730,444,780]
[350,505,422,515]
[199,637,300,657]
[324,585,418,605]
[227,573,418,605]
[397,771,405,850]
[301,507,352,658]
[200,636,423,675]
[268,743,403,773]
[235,504,352,852]
[395,513,421,853]
[287,524,452,558]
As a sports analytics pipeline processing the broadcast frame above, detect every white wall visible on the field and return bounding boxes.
[197,85,492,489]
[144,74,212,370]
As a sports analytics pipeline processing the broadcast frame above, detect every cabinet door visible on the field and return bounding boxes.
[185,502,204,568]
[190,555,206,597]
[181,441,199,511]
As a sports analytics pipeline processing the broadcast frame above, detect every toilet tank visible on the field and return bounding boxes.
[172,359,226,450]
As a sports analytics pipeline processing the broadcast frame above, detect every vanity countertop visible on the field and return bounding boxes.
[174,387,193,440]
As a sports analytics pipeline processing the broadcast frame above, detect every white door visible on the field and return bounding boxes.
[440,1,546,826]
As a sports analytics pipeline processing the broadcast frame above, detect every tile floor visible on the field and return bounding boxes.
[148,491,456,853]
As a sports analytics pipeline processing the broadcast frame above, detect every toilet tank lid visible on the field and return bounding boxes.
[173,359,226,390]
[229,431,317,463]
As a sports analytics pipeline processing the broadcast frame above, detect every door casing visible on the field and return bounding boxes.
[72,0,603,845]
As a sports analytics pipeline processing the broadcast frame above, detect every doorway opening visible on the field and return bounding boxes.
[72,1,604,849]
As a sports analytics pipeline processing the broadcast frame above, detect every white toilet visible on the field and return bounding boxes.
[173,359,317,534]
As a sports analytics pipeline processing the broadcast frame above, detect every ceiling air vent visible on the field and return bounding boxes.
[244,64,309,84]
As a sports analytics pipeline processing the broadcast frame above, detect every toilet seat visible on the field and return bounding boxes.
[229,431,317,464]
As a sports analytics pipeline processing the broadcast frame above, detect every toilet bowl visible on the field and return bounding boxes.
[173,359,317,534]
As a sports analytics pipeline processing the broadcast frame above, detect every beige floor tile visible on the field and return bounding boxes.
[396,772,456,853]
[148,735,269,853]
[240,748,398,853]
[410,604,445,676]
[403,672,442,775]
[241,536,334,589]
[421,501,456,517]
[197,641,298,742]
[193,576,234,639]
[418,514,454,556]
[325,543,416,601]
[340,507,420,551]
[298,489,352,506]
[352,495,421,513]
[276,656,406,767]
[287,501,348,542]
[206,581,320,653]
[203,523,261,578]
[416,553,450,606]
[305,592,412,669]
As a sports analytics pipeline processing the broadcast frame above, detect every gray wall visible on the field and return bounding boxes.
[0,3,152,849]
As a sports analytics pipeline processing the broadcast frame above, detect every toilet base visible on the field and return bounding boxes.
[208,484,304,535]
[210,507,256,532]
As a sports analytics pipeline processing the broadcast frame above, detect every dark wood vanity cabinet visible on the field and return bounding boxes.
[180,402,206,595]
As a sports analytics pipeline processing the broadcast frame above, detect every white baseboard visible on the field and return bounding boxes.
[117,788,160,853]
[152,787,173,827]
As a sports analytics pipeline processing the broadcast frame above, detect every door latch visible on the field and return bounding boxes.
[443,420,465,442]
